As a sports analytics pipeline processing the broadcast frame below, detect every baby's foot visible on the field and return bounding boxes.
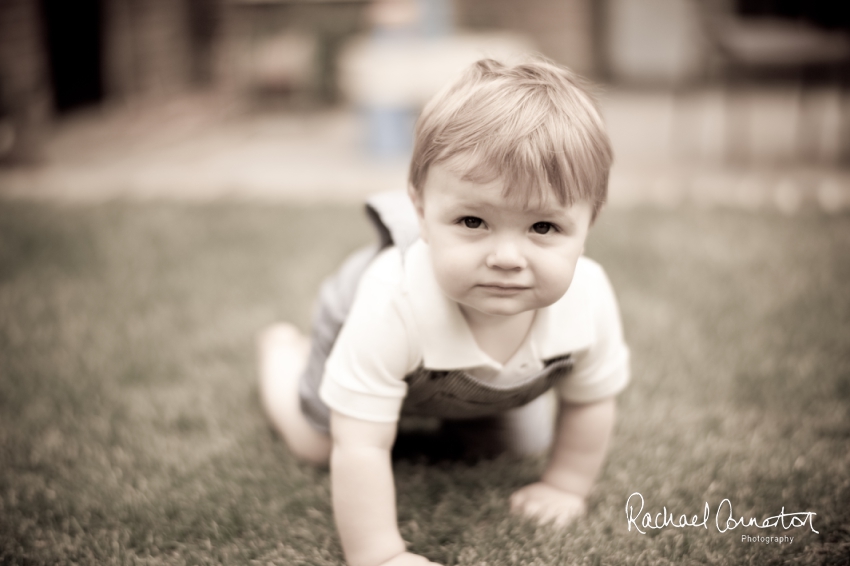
[258,323,331,465]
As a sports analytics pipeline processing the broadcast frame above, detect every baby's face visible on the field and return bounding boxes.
[411,161,593,319]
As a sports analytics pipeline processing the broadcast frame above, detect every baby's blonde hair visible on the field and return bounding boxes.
[409,58,613,220]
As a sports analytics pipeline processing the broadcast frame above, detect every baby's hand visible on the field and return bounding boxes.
[376,551,442,566]
[509,482,586,528]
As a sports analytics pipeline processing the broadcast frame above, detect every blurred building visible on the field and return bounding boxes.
[1,0,848,165]
[0,0,369,164]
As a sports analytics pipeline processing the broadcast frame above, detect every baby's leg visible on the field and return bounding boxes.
[497,390,558,457]
[258,323,331,465]
[258,245,379,465]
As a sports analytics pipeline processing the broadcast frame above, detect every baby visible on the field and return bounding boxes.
[259,58,630,566]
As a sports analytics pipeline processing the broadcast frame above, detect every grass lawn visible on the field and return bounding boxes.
[0,201,848,565]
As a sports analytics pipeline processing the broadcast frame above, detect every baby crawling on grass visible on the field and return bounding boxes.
[259,58,630,566]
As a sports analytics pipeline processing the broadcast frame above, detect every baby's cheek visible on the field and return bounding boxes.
[539,264,575,304]
[435,253,473,295]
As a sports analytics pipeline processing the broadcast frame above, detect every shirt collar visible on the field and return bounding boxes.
[403,239,595,370]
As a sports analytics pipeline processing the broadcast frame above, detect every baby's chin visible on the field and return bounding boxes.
[457,297,542,319]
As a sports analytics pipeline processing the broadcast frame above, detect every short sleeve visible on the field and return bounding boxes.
[319,249,418,423]
[556,262,630,403]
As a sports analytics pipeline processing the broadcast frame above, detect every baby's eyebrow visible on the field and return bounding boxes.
[522,204,570,217]
[452,198,498,213]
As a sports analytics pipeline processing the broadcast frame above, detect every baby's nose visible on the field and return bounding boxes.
[485,239,527,270]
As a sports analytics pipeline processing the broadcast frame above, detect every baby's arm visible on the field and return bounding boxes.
[330,411,441,566]
[510,397,616,527]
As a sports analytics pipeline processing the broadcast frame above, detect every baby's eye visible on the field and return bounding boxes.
[531,222,555,234]
[462,217,483,229]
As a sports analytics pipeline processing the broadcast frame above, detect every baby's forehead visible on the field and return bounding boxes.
[442,152,577,211]
[446,170,568,213]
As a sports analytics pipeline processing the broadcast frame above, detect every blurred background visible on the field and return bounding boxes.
[1,6,849,563]
[1,0,849,210]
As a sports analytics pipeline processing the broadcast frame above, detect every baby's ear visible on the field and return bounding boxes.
[407,185,428,243]
[407,185,424,219]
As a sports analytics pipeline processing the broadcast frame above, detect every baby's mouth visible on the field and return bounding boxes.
[478,283,529,292]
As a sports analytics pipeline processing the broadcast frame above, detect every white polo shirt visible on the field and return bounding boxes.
[319,239,630,424]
